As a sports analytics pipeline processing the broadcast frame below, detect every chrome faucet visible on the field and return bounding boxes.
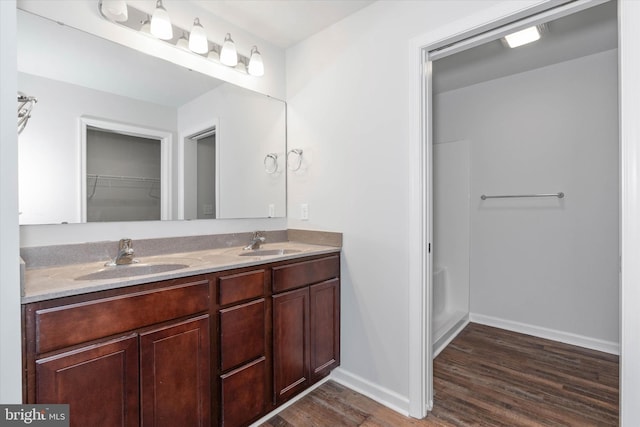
[243,231,266,250]
[109,238,136,265]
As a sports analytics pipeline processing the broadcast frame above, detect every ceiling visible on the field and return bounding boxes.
[190,0,376,48]
[433,0,618,94]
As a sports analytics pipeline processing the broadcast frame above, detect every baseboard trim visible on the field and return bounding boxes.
[330,368,410,416]
[470,313,619,355]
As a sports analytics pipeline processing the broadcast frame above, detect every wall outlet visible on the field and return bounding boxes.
[202,204,214,215]
[300,203,309,220]
[268,204,275,217]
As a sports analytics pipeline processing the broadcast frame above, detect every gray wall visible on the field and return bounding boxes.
[86,130,161,222]
[434,48,619,349]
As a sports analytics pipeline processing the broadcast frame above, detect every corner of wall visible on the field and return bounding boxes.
[0,0,23,403]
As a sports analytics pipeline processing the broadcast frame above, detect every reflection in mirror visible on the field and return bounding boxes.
[17,9,286,225]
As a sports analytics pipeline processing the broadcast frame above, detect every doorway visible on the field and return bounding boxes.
[407,0,625,419]
[79,116,172,222]
[86,127,162,222]
[431,0,618,354]
[182,126,219,220]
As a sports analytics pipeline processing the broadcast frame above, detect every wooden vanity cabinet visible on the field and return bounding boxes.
[24,252,340,427]
[23,277,211,427]
[272,255,340,405]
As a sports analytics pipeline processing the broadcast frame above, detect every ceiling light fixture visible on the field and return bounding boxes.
[99,0,128,22]
[503,26,541,48]
[188,18,208,54]
[220,33,238,67]
[248,46,264,77]
[150,0,173,40]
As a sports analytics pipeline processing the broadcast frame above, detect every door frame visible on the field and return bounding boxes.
[407,0,640,421]
[177,118,220,220]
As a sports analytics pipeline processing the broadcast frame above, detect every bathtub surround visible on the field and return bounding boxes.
[432,140,471,356]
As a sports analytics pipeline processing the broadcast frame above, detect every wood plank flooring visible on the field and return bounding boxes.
[260,323,619,426]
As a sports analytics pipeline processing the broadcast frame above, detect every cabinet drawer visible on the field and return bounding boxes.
[272,255,339,293]
[218,270,265,306]
[220,357,266,427]
[220,299,265,371]
[35,280,209,354]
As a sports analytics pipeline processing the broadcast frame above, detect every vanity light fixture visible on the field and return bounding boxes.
[248,46,264,77]
[188,18,208,54]
[150,0,173,40]
[97,1,264,76]
[503,25,542,48]
[99,0,128,22]
[220,33,238,66]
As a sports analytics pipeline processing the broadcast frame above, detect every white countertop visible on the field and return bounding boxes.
[22,241,340,303]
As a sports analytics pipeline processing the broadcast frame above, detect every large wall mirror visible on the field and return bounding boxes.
[17,9,286,225]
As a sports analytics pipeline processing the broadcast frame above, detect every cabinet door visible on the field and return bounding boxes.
[36,334,139,427]
[272,287,310,404]
[310,279,340,382]
[140,315,210,427]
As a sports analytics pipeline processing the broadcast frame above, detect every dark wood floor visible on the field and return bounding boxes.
[261,323,619,426]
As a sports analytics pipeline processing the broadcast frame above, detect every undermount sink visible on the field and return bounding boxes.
[75,263,189,281]
[238,249,300,257]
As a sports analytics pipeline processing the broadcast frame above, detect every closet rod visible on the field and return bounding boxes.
[87,174,160,183]
[480,192,564,200]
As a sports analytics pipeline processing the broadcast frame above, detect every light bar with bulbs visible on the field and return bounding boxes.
[98,0,265,76]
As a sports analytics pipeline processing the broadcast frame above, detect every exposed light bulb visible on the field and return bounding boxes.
[188,18,208,54]
[150,0,173,40]
[100,0,128,22]
[248,46,264,77]
[504,26,541,48]
[220,33,238,67]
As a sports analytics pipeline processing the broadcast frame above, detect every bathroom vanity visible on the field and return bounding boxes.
[21,232,341,427]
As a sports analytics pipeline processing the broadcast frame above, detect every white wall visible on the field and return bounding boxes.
[286,0,508,410]
[434,49,619,350]
[0,0,22,403]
